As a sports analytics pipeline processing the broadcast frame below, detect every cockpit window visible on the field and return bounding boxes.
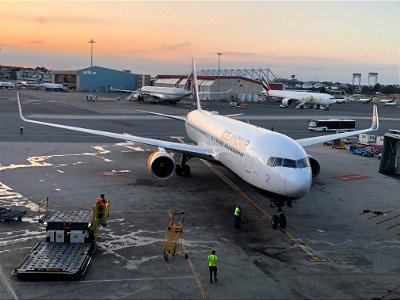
[267,157,275,167]
[282,159,297,168]
[272,157,283,167]
[267,156,310,169]
[296,158,310,168]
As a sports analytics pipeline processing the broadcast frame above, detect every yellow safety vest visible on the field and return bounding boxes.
[208,254,218,267]
[234,207,240,216]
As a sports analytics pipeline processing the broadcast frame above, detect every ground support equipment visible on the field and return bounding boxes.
[162,211,188,261]
[0,207,26,222]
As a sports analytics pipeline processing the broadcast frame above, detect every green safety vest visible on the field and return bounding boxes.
[234,207,240,216]
[208,254,218,267]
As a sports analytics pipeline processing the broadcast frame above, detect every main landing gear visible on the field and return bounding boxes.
[270,200,289,230]
[175,154,192,177]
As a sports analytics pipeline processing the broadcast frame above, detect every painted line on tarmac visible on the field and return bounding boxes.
[183,246,208,300]
[172,137,326,262]
[0,264,19,300]
[15,275,195,285]
[168,211,208,300]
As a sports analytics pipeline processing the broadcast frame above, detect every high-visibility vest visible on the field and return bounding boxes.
[208,254,218,267]
[234,207,240,216]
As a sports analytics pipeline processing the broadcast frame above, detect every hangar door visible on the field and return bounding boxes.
[379,135,400,175]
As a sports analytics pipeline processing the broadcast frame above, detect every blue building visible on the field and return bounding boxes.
[53,66,137,92]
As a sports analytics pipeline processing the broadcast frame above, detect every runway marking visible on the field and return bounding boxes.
[171,137,326,263]
[183,245,208,300]
[0,146,111,171]
[15,275,195,285]
[358,210,400,239]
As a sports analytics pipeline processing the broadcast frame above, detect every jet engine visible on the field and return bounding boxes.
[308,155,320,177]
[147,151,176,180]
[281,98,294,106]
[133,94,144,101]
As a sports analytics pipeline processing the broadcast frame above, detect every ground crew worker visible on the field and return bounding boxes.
[97,194,106,219]
[234,205,241,228]
[20,124,24,135]
[208,250,218,283]
[168,219,173,231]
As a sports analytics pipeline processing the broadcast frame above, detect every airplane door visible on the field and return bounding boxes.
[245,148,255,173]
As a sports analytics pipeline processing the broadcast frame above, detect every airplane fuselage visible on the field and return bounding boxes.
[185,110,312,199]
[138,86,192,101]
[268,90,336,106]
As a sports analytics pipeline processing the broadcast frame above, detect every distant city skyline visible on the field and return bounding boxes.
[0,1,399,84]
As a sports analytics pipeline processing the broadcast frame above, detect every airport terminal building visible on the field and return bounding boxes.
[53,66,150,92]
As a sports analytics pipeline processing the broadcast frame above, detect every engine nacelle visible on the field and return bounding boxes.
[147,151,176,180]
[282,98,294,106]
[308,155,320,178]
[133,94,144,101]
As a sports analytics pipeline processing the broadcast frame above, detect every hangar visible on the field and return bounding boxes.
[53,66,149,92]
[156,74,283,101]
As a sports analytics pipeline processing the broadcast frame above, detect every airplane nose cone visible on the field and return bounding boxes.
[284,170,311,198]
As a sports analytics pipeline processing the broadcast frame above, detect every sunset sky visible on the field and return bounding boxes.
[1,1,399,84]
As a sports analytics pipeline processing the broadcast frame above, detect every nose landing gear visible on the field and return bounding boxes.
[270,200,289,230]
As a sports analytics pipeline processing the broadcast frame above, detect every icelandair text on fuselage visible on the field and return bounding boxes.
[221,130,250,151]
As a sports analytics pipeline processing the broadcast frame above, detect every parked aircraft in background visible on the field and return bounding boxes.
[356,96,375,103]
[0,81,16,89]
[39,80,69,92]
[126,85,192,103]
[379,97,396,104]
[384,100,397,107]
[109,86,135,93]
[261,77,337,109]
[17,58,380,229]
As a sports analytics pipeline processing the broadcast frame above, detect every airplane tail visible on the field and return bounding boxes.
[191,58,201,110]
[261,76,271,96]
[371,104,379,131]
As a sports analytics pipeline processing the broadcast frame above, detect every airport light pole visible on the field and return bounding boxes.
[217,52,222,101]
[88,39,96,69]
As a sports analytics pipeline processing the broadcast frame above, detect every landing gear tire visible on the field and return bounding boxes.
[182,165,191,176]
[271,215,279,230]
[176,165,183,176]
[279,213,287,229]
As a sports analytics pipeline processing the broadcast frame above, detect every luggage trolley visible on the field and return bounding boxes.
[162,211,188,261]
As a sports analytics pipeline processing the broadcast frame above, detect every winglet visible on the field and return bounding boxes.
[17,92,28,122]
[191,58,201,110]
[371,104,379,131]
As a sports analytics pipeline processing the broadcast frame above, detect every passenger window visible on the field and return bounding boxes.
[272,157,283,167]
[282,159,296,168]
[267,157,275,167]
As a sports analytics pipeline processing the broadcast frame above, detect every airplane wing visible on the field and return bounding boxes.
[17,93,214,160]
[136,110,186,122]
[296,105,379,148]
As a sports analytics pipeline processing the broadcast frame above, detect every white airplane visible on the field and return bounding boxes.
[125,73,230,104]
[384,100,397,107]
[109,86,135,93]
[126,85,192,103]
[262,77,337,109]
[17,58,380,229]
[356,96,375,103]
[379,97,395,104]
[39,80,69,92]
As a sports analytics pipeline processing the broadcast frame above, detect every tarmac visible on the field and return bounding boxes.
[0,89,399,299]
